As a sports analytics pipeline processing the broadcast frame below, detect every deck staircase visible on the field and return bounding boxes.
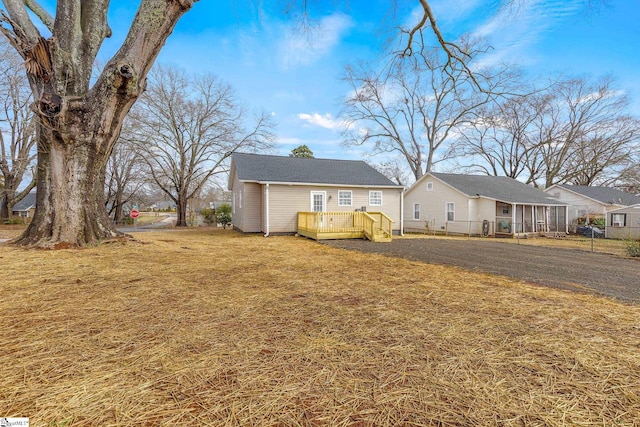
[298,211,394,242]
[369,226,392,243]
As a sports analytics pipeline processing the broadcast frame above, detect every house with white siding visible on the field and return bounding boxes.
[605,205,640,239]
[228,153,404,238]
[543,184,640,226]
[404,172,568,237]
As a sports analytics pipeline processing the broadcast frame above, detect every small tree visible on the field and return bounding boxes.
[201,207,216,225]
[290,145,314,158]
[216,203,232,229]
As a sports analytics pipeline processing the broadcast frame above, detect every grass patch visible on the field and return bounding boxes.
[1,229,639,425]
[0,223,27,239]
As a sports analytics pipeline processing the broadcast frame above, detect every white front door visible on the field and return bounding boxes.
[310,191,326,212]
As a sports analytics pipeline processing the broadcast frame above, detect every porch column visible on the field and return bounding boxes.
[512,203,517,235]
[545,207,550,232]
[531,206,535,232]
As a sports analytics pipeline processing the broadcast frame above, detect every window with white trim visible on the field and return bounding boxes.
[369,191,382,206]
[338,190,352,206]
[446,202,455,222]
[239,190,242,209]
[413,203,420,220]
[611,213,626,227]
[426,182,434,191]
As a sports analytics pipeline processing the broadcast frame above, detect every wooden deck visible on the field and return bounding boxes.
[298,211,393,242]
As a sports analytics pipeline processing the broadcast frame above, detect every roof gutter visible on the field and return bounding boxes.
[238,179,402,189]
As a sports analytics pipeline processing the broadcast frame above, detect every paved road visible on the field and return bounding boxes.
[117,214,176,233]
[324,238,640,303]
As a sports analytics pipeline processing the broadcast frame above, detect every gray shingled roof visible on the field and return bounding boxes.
[232,153,401,187]
[11,192,37,211]
[559,184,640,206]
[432,173,565,205]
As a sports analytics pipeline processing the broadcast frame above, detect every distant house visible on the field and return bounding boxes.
[606,204,640,239]
[10,192,37,220]
[228,153,404,237]
[404,173,568,237]
[543,184,640,226]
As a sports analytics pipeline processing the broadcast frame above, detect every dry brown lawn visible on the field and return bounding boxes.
[1,228,639,426]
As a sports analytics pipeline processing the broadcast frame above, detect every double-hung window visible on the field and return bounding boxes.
[413,203,420,220]
[369,191,382,206]
[611,213,626,227]
[446,202,455,222]
[338,190,352,206]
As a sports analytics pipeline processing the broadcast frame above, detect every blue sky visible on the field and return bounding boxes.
[109,1,639,162]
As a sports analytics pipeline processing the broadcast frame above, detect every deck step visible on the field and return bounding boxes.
[371,229,392,243]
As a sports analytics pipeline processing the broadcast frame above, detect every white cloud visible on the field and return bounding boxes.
[411,0,586,70]
[298,113,348,130]
[279,13,354,69]
[471,0,585,68]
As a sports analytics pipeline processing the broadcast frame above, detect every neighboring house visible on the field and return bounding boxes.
[544,184,640,226]
[404,173,568,237]
[5,192,37,221]
[228,153,404,236]
[606,205,640,239]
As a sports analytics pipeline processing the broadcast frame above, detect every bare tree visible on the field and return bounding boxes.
[0,0,196,247]
[0,38,36,220]
[341,39,514,182]
[533,76,638,188]
[454,96,543,184]
[567,117,640,186]
[131,65,274,227]
[371,157,412,186]
[104,123,146,224]
[457,76,639,187]
[615,159,640,195]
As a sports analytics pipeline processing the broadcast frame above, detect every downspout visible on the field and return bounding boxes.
[400,190,404,236]
[264,183,270,237]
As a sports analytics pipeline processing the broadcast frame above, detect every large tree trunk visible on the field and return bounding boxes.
[13,68,137,247]
[0,195,9,220]
[176,195,188,227]
[15,127,117,247]
[1,0,195,248]
[112,199,124,225]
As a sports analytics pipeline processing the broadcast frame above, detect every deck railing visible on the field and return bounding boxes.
[298,211,393,242]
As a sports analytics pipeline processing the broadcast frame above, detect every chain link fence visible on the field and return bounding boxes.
[410,220,640,255]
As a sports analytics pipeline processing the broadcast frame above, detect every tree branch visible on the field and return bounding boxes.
[0,0,40,45]
[24,0,54,32]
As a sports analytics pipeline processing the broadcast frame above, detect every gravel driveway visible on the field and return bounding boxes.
[324,238,640,304]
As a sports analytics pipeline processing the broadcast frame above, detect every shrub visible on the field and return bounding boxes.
[201,208,216,225]
[216,203,232,229]
[3,217,25,225]
[626,238,640,257]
